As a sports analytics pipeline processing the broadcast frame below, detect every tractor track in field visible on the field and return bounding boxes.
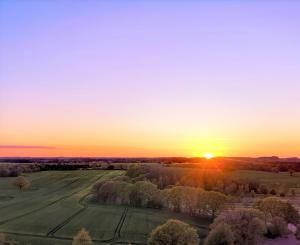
[46,172,122,237]
[47,194,129,243]
[0,172,109,226]
[0,171,141,244]
[105,207,129,243]
[2,205,141,244]
[42,178,80,196]
[46,193,90,236]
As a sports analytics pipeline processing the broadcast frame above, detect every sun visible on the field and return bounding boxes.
[203,152,214,159]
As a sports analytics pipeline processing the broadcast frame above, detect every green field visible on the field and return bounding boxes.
[225,170,300,188]
[0,170,210,245]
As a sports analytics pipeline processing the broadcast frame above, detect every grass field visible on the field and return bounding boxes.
[225,170,300,188]
[0,170,210,245]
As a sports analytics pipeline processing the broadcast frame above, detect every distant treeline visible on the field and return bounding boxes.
[0,162,126,177]
[0,156,300,177]
[0,164,41,177]
[125,165,297,196]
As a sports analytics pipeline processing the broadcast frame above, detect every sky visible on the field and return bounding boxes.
[0,0,300,157]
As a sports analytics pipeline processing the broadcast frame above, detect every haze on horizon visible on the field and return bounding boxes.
[0,1,300,158]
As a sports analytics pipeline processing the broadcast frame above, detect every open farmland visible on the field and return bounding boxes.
[0,170,210,245]
[225,170,300,188]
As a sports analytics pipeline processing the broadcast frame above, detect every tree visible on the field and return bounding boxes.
[296,224,300,240]
[290,189,296,198]
[12,176,30,190]
[224,183,238,195]
[288,168,294,177]
[0,233,18,245]
[267,216,288,238]
[255,197,300,225]
[204,222,234,245]
[129,181,158,207]
[212,208,266,245]
[96,180,132,205]
[72,228,92,245]
[148,219,199,245]
[126,164,143,178]
[163,186,187,212]
[258,185,268,195]
[198,191,227,218]
[0,233,6,244]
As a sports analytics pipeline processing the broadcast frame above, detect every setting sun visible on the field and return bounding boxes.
[203,152,214,159]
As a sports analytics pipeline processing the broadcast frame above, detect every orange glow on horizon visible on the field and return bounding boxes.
[203,152,214,159]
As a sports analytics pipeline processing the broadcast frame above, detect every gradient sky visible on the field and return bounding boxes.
[1,0,300,157]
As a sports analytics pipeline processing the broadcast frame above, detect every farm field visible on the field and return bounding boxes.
[225,170,300,188]
[0,170,210,245]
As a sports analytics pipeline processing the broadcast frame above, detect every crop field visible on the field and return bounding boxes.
[225,170,300,188]
[0,170,210,245]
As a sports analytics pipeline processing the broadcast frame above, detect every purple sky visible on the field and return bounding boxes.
[0,1,300,157]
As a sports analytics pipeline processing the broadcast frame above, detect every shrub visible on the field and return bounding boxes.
[72,228,92,245]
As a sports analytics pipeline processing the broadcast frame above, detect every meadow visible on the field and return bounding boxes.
[0,170,210,245]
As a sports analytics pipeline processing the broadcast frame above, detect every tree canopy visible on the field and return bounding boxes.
[148,219,199,245]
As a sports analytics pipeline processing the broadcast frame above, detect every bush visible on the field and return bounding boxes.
[72,228,92,245]
[148,219,199,245]
[204,222,234,245]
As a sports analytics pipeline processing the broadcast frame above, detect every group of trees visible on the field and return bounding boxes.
[204,197,300,245]
[92,177,228,218]
[254,196,300,237]
[92,177,159,208]
[0,164,40,177]
[124,165,296,198]
[207,208,267,245]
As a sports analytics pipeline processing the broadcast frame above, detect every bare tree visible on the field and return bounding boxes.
[12,176,30,190]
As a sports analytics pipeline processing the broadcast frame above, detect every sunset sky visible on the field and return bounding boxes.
[0,1,300,157]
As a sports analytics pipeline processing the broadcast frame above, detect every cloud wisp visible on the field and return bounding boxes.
[0,145,56,150]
